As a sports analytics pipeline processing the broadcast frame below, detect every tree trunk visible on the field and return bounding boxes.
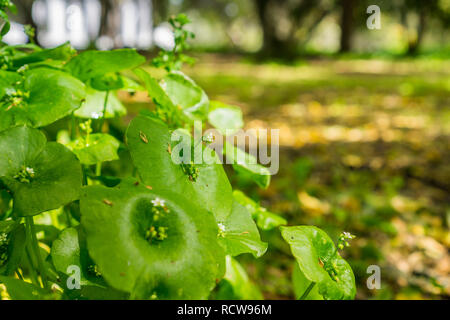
[407,10,426,55]
[339,0,354,53]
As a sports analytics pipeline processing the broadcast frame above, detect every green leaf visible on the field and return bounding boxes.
[126,114,233,222]
[216,256,263,300]
[292,262,323,300]
[223,141,271,189]
[0,276,44,300]
[11,42,75,70]
[162,71,209,121]
[0,68,86,132]
[208,101,244,135]
[280,226,356,300]
[218,200,267,258]
[80,179,225,299]
[74,87,125,119]
[0,126,82,216]
[233,190,286,230]
[68,133,120,165]
[65,49,145,82]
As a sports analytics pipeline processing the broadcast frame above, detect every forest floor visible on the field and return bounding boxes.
[122,54,450,299]
[185,55,450,300]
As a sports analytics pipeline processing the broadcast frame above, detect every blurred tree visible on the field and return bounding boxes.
[396,0,449,54]
[253,0,335,59]
[339,0,354,53]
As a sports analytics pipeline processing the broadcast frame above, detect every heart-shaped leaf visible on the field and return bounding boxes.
[218,200,267,258]
[74,87,125,119]
[126,114,233,222]
[280,226,356,300]
[233,190,286,230]
[67,133,120,165]
[208,101,244,135]
[0,126,82,216]
[0,68,86,132]
[80,179,225,299]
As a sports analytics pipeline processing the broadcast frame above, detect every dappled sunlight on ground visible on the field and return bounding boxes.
[185,55,450,300]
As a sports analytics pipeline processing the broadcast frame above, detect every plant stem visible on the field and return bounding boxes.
[26,216,48,289]
[25,245,40,287]
[99,90,110,132]
[299,282,316,300]
[95,162,102,177]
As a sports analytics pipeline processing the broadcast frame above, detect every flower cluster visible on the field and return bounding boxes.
[337,231,356,251]
[181,162,199,182]
[13,166,35,183]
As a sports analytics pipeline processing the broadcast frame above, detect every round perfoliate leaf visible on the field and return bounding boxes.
[280,226,356,300]
[80,180,226,299]
[0,126,82,216]
[67,133,120,165]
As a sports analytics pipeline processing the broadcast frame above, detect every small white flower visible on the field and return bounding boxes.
[151,198,166,207]
[25,167,35,175]
[218,223,226,232]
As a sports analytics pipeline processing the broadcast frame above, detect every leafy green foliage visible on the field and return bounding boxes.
[0,10,356,301]
[152,14,195,71]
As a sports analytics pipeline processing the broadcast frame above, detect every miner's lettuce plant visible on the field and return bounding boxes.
[0,10,356,300]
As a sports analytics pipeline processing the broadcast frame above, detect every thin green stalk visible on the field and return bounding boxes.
[95,162,102,177]
[70,113,77,140]
[64,208,72,228]
[99,90,110,132]
[25,246,40,287]
[15,268,24,281]
[26,216,49,289]
[299,282,316,300]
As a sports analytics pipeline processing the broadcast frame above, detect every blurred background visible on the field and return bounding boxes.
[4,0,450,299]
